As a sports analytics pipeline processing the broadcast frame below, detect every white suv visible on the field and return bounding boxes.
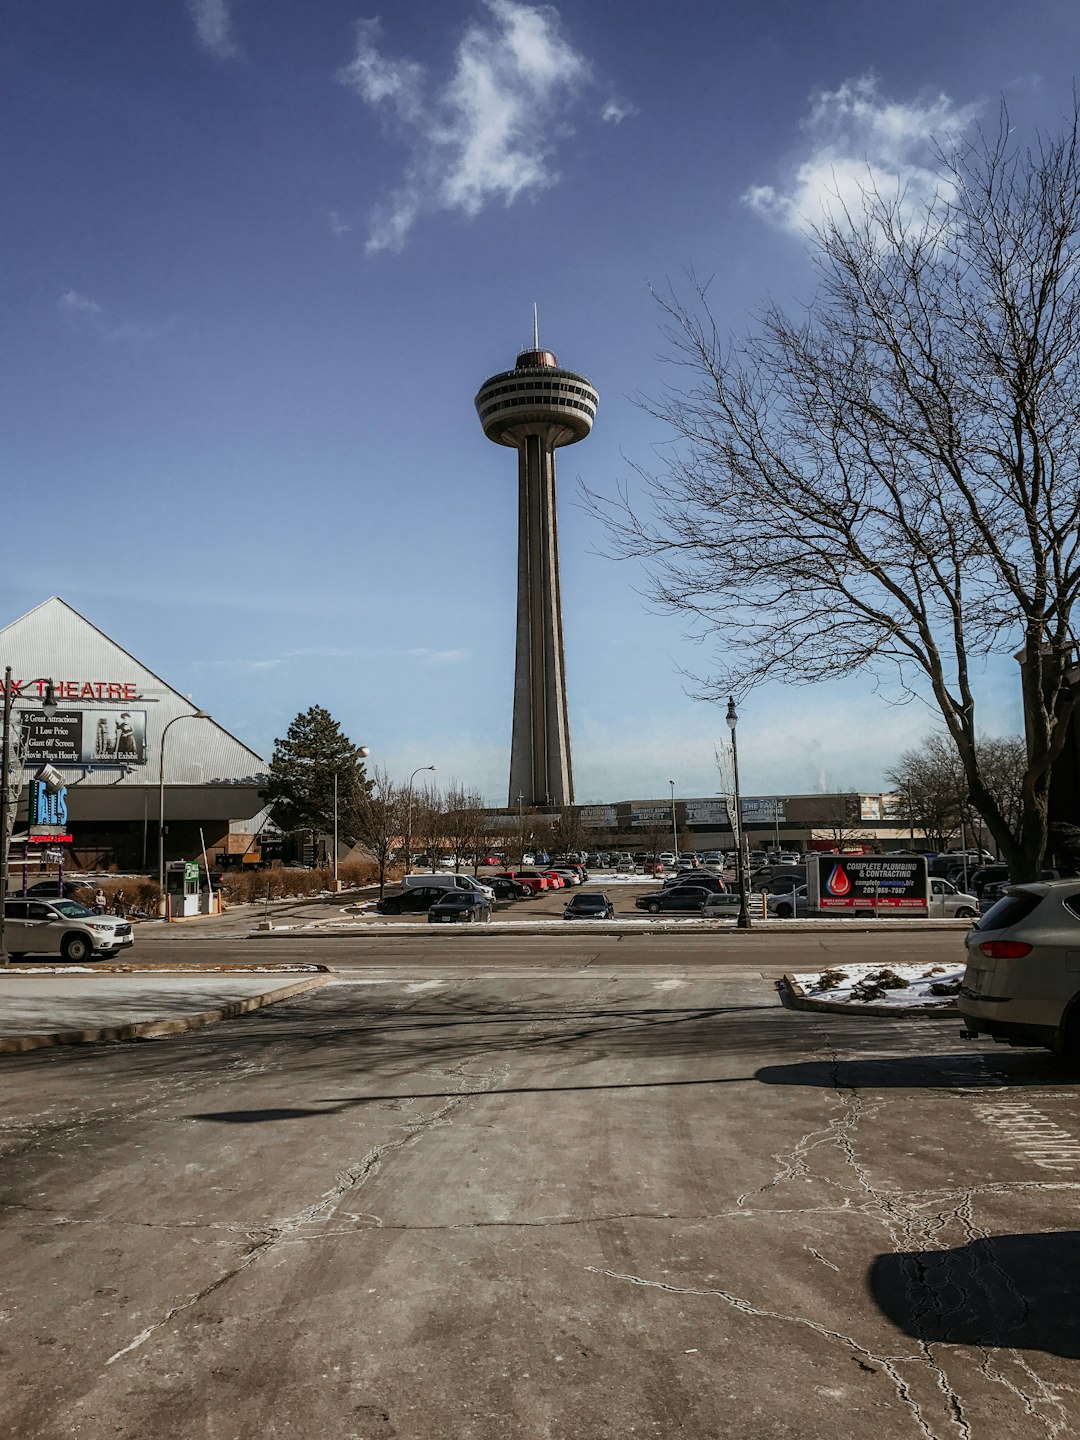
[3,898,134,962]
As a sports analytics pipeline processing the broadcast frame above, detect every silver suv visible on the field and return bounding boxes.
[3,898,134,962]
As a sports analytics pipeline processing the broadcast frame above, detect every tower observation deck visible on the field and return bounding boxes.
[475,330,598,809]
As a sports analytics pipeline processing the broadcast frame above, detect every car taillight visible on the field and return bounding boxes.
[978,941,1033,959]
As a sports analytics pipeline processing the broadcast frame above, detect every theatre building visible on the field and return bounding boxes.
[0,597,269,874]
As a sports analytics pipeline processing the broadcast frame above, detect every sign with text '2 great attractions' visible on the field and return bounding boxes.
[809,855,928,914]
[20,710,148,767]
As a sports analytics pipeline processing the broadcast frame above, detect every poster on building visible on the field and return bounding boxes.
[741,797,786,823]
[20,709,148,767]
[630,806,668,827]
[580,805,617,828]
[859,794,883,822]
[684,800,731,826]
[809,855,928,914]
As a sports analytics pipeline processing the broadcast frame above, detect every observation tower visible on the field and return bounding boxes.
[475,315,598,809]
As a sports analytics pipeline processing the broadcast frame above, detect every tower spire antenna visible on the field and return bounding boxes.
[533,302,539,351]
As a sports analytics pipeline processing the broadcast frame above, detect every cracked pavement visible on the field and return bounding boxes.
[2,960,1080,1438]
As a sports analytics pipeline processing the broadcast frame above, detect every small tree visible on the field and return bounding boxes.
[261,706,370,861]
[811,791,872,852]
[346,766,404,898]
[410,779,444,870]
[442,783,487,872]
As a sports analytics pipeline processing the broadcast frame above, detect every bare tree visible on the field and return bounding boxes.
[589,110,1080,880]
[887,737,964,851]
[810,791,873,852]
[442,783,487,872]
[410,780,444,871]
[346,766,405,898]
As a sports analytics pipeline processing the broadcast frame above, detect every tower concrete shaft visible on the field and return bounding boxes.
[475,341,598,810]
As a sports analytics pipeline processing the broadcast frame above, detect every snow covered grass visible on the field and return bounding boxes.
[791,961,964,1009]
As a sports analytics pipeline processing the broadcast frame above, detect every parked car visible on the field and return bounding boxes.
[376,886,448,915]
[635,885,713,914]
[495,870,549,893]
[928,877,979,919]
[486,877,532,901]
[702,891,785,920]
[661,872,727,895]
[2,898,133,962]
[402,873,496,901]
[564,891,615,920]
[752,867,807,894]
[428,891,492,924]
[549,868,582,887]
[959,880,1080,1057]
[770,886,809,919]
[24,880,94,901]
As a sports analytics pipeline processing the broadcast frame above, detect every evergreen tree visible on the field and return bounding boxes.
[261,707,370,851]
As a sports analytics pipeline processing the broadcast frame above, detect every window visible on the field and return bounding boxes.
[975,892,1043,931]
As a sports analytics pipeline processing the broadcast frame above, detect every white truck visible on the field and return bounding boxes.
[402,873,495,901]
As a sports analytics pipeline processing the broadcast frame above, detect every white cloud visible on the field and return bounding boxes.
[600,98,635,125]
[744,76,980,235]
[58,290,101,314]
[338,2,592,252]
[188,0,239,61]
[327,210,351,237]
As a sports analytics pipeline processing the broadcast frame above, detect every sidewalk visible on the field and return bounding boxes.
[0,969,330,1053]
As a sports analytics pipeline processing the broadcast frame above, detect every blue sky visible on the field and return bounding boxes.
[2,0,1076,805]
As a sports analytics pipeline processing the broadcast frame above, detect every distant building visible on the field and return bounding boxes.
[0,597,269,873]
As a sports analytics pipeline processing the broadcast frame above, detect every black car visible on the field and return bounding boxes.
[635,885,712,914]
[25,880,94,901]
[661,872,727,895]
[487,876,531,901]
[564,891,615,919]
[428,892,491,924]
[376,885,447,915]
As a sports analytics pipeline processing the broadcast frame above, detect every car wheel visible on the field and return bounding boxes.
[775,904,792,919]
[955,906,976,919]
[647,901,661,914]
[61,933,93,963]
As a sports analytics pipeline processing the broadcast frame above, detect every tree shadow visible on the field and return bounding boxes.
[870,1232,1080,1358]
[755,1051,1079,1090]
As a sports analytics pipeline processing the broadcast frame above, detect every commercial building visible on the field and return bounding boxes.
[0,598,269,874]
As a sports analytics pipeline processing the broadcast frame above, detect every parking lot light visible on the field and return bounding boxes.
[725,697,752,931]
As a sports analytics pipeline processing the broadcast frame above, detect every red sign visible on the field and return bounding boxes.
[25,834,72,844]
[11,680,138,701]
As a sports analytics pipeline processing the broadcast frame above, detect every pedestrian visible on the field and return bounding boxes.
[94,888,107,914]
[113,888,126,918]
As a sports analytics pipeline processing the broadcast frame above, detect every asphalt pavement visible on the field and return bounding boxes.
[2,962,1078,1438]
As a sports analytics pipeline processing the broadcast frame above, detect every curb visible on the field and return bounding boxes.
[780,972,958,1018]
[0,975,332,1055]
[248,918,974,939]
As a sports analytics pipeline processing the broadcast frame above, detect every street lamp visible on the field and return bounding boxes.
[669,779,678,861]
[334,746,371,885]
[725,696,751,930]
[0,670,57,963]
[158,711,212,912]
[404,764,436,876]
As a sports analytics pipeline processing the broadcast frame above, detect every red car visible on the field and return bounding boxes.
[537,870,565,889]
[495,870,548,894]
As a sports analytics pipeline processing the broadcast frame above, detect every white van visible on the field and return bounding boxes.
[402,873,495,901]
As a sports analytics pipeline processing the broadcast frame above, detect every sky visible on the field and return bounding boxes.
[2,0,1078,806]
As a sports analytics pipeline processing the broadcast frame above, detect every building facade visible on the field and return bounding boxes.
[1,598,268,874]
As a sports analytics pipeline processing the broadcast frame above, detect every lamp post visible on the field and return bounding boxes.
[158,711,212,913]
[725,696,751,930]
[404,764,436,876]
[334,746,371,885]
[0,670,58,963]
[669,779,678,861]
[517,792,525,865]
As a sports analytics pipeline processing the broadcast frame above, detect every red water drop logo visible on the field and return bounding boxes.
[827,863,851,897]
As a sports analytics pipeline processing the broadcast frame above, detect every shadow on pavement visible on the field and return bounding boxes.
[870,1231,1080,1358]
[755,1051,1079,1090]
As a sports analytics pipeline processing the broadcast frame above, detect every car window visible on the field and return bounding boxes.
[28,903,55,919]
[4,901,28,919]
[51,900,95,918]
[975,892,1043,931]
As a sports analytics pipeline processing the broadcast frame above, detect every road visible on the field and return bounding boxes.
[3,949,1079,1438]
